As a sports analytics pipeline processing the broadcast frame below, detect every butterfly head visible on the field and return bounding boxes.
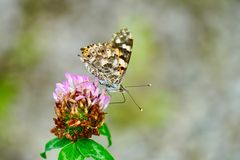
[100,80,121,92]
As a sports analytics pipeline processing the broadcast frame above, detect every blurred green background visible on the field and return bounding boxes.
[1,0,240,160]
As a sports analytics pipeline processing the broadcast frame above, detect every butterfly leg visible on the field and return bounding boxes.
[106,90,112,97]
[109,92,126,104]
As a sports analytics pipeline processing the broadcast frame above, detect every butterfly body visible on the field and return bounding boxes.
[80,28,133,92]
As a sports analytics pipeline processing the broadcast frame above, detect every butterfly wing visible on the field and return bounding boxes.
[80,28,133,92]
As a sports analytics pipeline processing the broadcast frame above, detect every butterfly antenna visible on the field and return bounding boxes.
[121,86,143,111]
[125,84,152,88]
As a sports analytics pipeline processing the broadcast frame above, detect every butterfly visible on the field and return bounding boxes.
[79,28,149,111]
[79,28,133,93]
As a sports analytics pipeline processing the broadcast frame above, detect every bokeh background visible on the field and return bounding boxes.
[1,0,240,160]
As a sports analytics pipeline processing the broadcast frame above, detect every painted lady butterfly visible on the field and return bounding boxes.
[79,28,133,93]
[79,28,148,111]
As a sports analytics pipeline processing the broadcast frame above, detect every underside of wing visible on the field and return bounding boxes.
[111,28,133,64]
[80,28,133,91]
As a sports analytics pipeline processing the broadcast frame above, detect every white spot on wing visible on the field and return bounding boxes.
[113,59,118,67]
[125,45,131,51]
[115,38,121,43]
[122,44,126,48]
[100,59,108,66]
[119,58,127,68]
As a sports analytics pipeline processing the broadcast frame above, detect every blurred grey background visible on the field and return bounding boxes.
[1,0,240,160]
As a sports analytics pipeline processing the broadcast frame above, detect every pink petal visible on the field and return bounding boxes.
[53,92,59,102]
[75,95,85,101]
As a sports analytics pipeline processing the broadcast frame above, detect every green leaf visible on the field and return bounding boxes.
[99,123,112,146]
[76,139,114,160]
[58,143,85,160]
[40,137,72,159]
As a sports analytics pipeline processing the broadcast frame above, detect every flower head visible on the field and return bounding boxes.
[51,73,110,141]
